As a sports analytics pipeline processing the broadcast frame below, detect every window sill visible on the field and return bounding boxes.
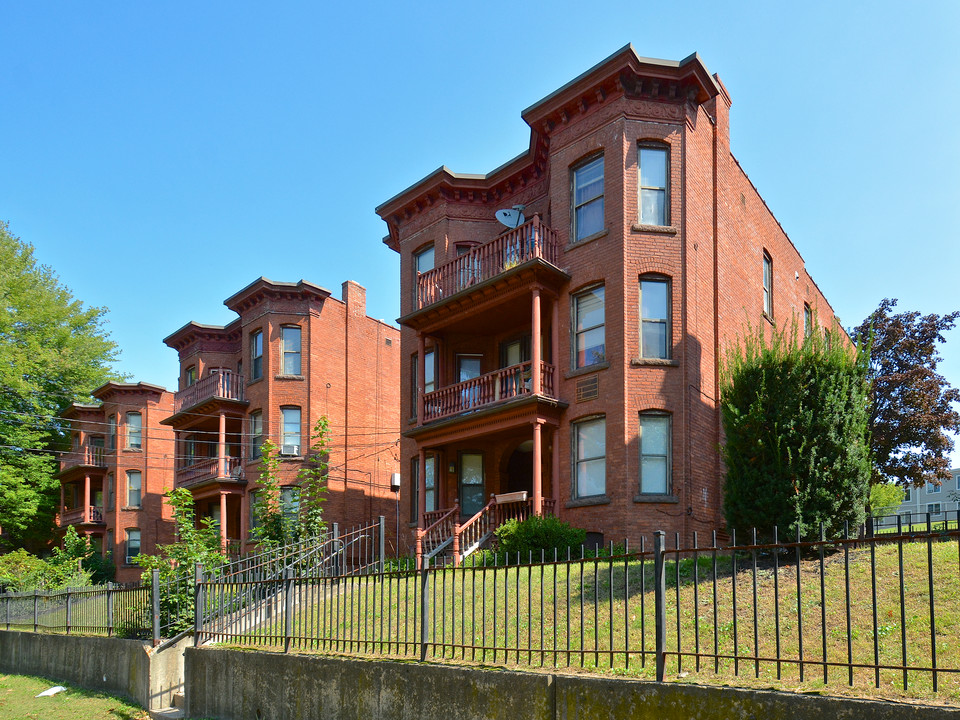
[123,448,142,453]
[408,521,419,529]
[274,374,304,381]
[565,494,611,509]
[631,223,678,235]
[630,358,678,367]
[120,506,142,512]
[633,494,679,504]
[565,362,610,380]
[763,312,775,326]
[565,229,608,251]
[247,377,264,387]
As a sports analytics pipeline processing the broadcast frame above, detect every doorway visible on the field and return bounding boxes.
[506,440,534,495]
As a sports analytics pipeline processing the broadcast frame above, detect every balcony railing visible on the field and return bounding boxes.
[60,444,106,472]
[174,371,245,415]
[422,361,556,423]
[176,456,244,489]
[59,505,104,526]
[416,215,561,310]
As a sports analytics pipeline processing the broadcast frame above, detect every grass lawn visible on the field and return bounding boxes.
[0,674,147,719]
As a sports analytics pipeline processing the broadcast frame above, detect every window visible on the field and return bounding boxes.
[413,245,435,304]
[184,435,197,467]
[126,471,142,508]
[125,529,141,563]
[106,529,114,553]
[125,412,142,450]
[424,349,436,393]
[249,490,260,530]
[108,415,116,450]
[928,503,942,516]
[251,330,263,380]
[281,325,302,375]
[185,365,197,387]
[250,411,263,460]
[573,416,605,498]
[928,483,942,494]
[410,456,436,522]
[573,286,605,368]
[803,304,812,338]
[281,407,301,450]
[573,156,604,242]
[903,487,912,502]
[639,277,670,359]
[106,473,114,511]
[460,452,485,516]
[639,145,668,226]
[762,252,773,318]
[281,486,300,525]
[639,413,671,494]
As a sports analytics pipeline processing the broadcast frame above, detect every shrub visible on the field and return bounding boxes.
[721,320,871,540]
[494,515,586,561]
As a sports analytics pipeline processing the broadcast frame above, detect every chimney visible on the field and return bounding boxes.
[342,280,366,317]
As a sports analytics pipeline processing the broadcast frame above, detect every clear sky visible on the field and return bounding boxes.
[3,1,959,463]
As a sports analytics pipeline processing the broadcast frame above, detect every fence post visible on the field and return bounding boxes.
[65,588,72,635]
[378,515,386,575]
[654,530,666,682]
[419,564,430,663]
[283,567,294,653]
[193,563,203,647]
[33,588,38,633]
[4,593,8,630]
[151,569,161,647]
[107,582,114,636]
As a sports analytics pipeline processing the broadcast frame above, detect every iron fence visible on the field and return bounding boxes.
[195,513,960,695]
[1,582,149,638]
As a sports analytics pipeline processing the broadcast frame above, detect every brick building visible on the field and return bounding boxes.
[376,46,843,557]
[161,278,401,555]
[59,382,176,584]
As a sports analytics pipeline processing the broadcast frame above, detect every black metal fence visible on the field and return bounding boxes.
[194,514,960,696]
[1,582,149,638]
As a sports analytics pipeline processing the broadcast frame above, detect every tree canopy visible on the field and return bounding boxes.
[721,322,872,540]
[852,298,960,489]
[0,222,122,549]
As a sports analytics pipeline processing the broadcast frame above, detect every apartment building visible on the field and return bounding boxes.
[59,382,176,583]
[891,469,960,522]
[161,278,401,554]
[377,46,844,557]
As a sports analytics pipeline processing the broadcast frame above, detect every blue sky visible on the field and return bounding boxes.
[3,2,959,463]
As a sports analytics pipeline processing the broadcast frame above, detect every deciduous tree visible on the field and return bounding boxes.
[853,298,960,489]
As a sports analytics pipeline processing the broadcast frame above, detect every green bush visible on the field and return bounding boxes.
[494,515,586,561]
[721,320,871,540]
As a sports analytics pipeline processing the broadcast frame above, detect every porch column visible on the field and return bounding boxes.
[552,426,560,509]
[219,491,228,547]
[83,473,91,523]
[417,446,427,527]
[531,289,542,395]
[417,334,426,423]
[532,421,543,516]
[218,411,226,479]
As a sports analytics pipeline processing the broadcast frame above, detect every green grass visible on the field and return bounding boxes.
[0,674,147,719]
[212,535,960,703]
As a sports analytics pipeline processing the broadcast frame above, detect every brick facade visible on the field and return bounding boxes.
[377,47,842,552]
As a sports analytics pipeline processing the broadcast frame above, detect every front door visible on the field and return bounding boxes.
[459,452,485,517]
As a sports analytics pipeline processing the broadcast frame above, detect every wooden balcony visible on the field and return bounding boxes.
[59,505,105,527]
[422,361,556,423]
[176,456,245,490]
[415,216,561,311]
[60,444,107,473]
[173,371,245,415]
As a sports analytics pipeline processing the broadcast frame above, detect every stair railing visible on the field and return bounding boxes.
[415,503,459,569]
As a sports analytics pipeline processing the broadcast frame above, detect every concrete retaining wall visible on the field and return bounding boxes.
[0,630,190,710]
[186,647,960,720]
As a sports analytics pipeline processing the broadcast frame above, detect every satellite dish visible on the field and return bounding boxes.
[495,204,526,229]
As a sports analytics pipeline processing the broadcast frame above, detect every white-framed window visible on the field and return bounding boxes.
[763,251,773,318]
[573,416,605,498]
[251,330,263,380]
[638,145,668,226]
[126,470,142,508]
[573,155,604,242]
[125,529,140,563]
[573,286,605,369]
[250,411,263,460]
[928,503,942,516]
[281,407,301,450]
[125,412,142,449]
[640,277,670,359]
[639,413,671,494]
[928,483,942,494]
[281,325,302,375]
